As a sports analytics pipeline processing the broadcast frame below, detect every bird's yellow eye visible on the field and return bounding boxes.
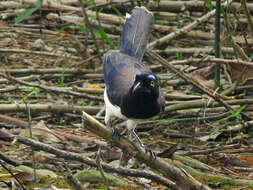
[150,81,155,87]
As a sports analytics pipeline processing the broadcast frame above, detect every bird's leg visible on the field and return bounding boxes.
[105,110,120,139]
[126,120,144,147]
[127,120,156,161]
[106,119,122,139]
[130,128,144,147]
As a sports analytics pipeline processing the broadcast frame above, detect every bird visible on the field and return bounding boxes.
[102,6,165,147]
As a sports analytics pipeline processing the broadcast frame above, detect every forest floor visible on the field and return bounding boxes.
[0,0,253,190]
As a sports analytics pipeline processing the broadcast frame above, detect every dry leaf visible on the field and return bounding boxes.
[88,84,101,89]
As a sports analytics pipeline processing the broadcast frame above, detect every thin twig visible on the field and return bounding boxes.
[12,135,181,190]
[96,147,111,190]
[147,0,233,49]
[24,101,37,182]
[81,111,211,190]
[1,73,103,101]
[0,160,27,190]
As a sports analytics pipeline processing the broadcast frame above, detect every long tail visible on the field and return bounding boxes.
[120,7,153,62]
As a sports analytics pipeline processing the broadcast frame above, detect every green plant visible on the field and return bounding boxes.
[250,53,253,61]
[204,0,213,10]
[14,0,43,24]
[24,87,41,94]
[175,52,183,60]
[58,71,65,87]
[214,0,221,91]
[58,25,85,35]
[216,107,244,123]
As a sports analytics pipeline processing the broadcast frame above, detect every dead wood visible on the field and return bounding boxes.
[82,111,211,190]
[0,104,100,114]
[147,0,233,49]
[8,135,181,190]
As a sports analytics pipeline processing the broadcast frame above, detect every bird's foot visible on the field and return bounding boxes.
[145,146,156,162]
[128,129,156,161]
[111,127,123,139]
[128,128,144,147]
[106,120,123,140]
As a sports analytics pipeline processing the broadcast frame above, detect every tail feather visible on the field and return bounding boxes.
[120,7,153,62]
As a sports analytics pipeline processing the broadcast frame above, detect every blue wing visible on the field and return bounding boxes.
[103,51,151,106]
[120,7,153,62]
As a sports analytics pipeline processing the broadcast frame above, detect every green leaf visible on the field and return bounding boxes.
[204,0,213,10]
[158,120,173,125]
[111,5,123,18]
[175,52,183,60]
[250,53,253,61]
[98,28,113,45]
[58,25,85,35]
[14,0,43,24]
[58,72,65,87]
[24,87,41,93]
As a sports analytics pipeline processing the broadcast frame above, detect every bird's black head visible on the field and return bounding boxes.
[131,72,159,98]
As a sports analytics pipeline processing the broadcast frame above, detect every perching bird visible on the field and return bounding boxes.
[103,7,165,146]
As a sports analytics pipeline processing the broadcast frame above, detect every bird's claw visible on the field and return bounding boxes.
[106,120,124,139]
[128,128,144,147]
[111,127,123,139]
[145,146,156,162]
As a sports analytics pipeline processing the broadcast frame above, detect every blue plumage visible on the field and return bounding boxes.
[102,7,165,144]
[120,7,153,62]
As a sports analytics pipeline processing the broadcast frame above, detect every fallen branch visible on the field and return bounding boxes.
[165,98,253,113]
[0,104,100,114]
[148,1,253,13]
[147,52,232,110]
[0,68,93,74]
[0,48,81,60]
[82,111,211,190]
[2,73,103,101]
[147,0,233,49]
[10,135,180,190]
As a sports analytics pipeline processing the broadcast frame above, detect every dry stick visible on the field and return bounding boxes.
[233,167,253,172]
[0,160,28,190]
[162,47,234,55]
[1,99,252,116]
[2,85,104,95]
[147,0,233,49]
[2,73,103,101]
[146,51,248,117]
[148,1,253,13]
[0,48,81,60]
[0,58,252,74]
[0,114,106,146]
[164,57,253,67]
[0,104,100,114]
[165,98,253,113]
[241,0,253,41]
[0,114,28,128]
[129,177,155,190]
[24,103,37,182]
[96,147,111,190]
[82,111,211,190]
[66,173,88,190]
[184,144,241,156]
[47,9,215,40]
[0,76,37,84]
[14,136,181,190]
[0,68,93,74]
[0,152,20,167]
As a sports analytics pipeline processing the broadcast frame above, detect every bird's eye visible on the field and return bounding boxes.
[150,81,155,87]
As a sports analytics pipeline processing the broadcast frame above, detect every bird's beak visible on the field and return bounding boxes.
[132,82,141,93]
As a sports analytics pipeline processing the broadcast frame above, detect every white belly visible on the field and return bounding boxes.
[104,88,127,124]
